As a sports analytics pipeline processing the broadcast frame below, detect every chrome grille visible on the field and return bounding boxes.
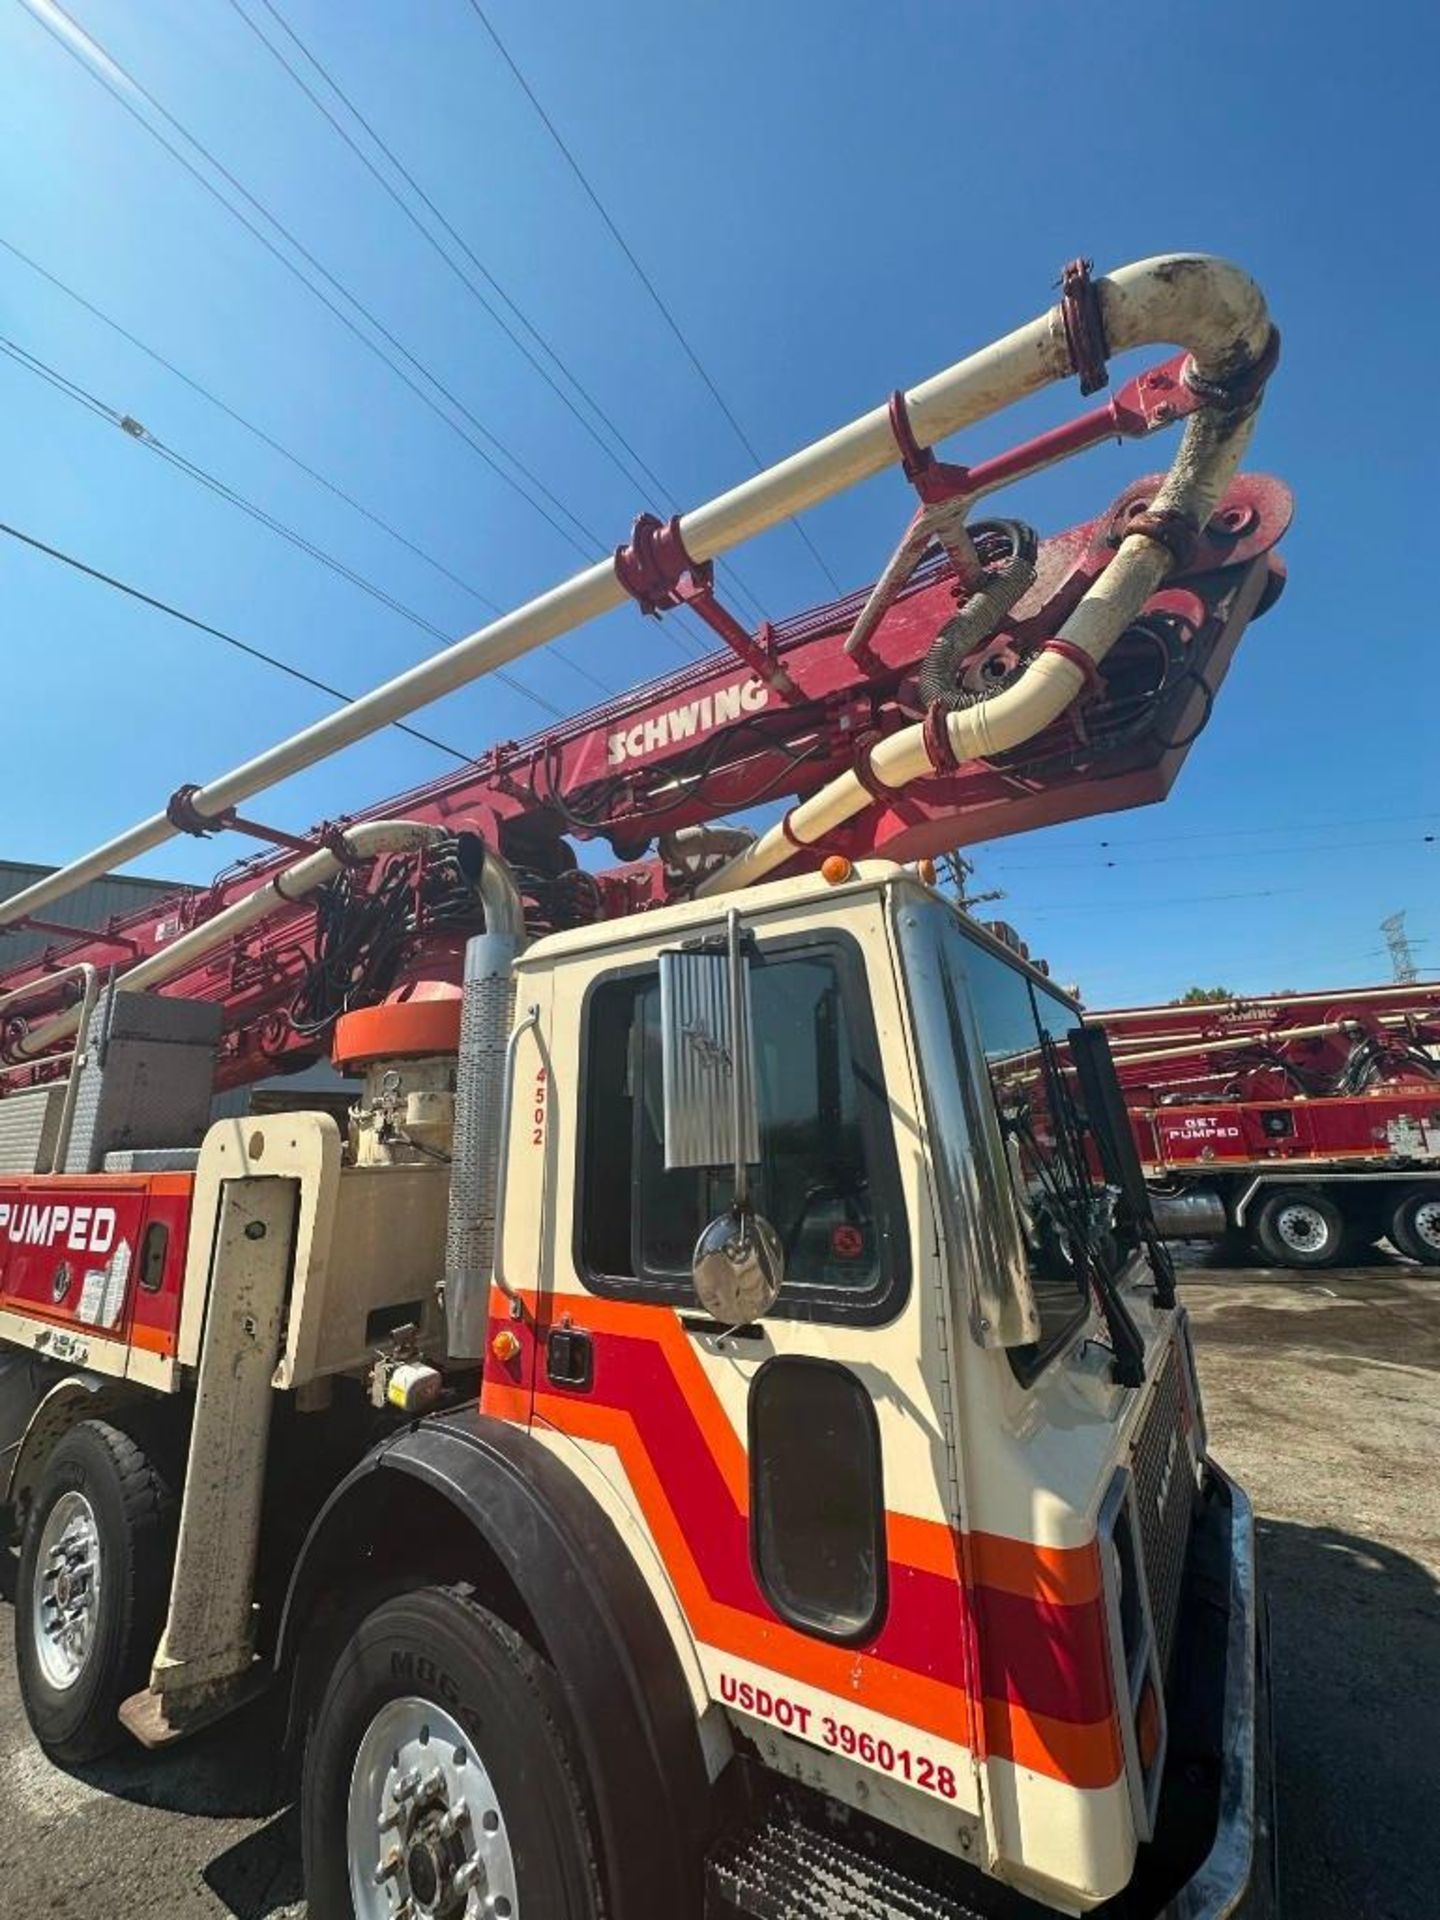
[1129,1342,1194,1675]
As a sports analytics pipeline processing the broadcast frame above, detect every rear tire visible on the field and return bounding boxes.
[1251,1188,1347,1269]
[1388,1187,1440,1267]
[15,1417,177,1763]
[301,1582,603,1920]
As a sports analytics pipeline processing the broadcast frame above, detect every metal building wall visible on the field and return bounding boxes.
[0,860,192,970]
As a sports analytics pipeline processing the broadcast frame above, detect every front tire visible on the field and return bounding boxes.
[1251,1188,1348,1269]
[1388,1186,1440,1267]
[15,1416,176,1763]
[301,1583,603,1920]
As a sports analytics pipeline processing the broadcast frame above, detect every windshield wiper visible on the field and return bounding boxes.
[1034,1029,1145,1388]
[1066,1023,1177,1311]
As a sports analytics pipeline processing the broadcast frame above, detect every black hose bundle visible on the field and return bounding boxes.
[287,859,414,1038]
[286,836,489,1039]
[916,519,1038,712]
[1335,1034,1440,1094]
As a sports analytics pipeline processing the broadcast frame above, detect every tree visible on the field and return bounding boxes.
[1169,985,1234,1006]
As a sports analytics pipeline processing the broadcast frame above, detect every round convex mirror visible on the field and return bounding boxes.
[692,1210,784,1325]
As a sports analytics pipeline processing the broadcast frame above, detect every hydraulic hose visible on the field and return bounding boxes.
[915,520,1038,712]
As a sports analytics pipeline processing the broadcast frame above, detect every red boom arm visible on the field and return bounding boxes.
[0,461,1290,1092]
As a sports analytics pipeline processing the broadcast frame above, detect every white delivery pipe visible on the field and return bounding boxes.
[697,279,1272,896]
[14,821,447,1060]
[0,255,1272,932]
[1097,982,1440,1027]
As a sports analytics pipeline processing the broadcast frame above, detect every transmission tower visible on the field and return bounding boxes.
[1381,910,1419,983]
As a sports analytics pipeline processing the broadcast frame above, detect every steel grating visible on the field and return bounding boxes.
[1129,1341,1193,1675]
[706,1807,987,1920]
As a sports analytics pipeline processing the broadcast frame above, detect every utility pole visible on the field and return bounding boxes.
[1381,910,1419,984]
[940,853,1005,913]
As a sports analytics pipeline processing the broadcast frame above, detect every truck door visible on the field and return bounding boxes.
[533,909,981,1837]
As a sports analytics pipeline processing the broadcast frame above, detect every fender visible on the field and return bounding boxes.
[1,1361,133,1515]
[276,1405,712,1919]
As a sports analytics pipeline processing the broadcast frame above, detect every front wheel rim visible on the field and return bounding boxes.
[1409,1198,1440,1256]
[348,1695,518,1920]
[1274,1202,1331,1255]
[33,1490,102,1690]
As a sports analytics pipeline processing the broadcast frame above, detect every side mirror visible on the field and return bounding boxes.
[659,908,784,1323]
[692,1209,784,1326]
[658,908,760,1173]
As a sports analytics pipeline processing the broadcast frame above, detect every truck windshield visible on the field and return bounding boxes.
[900,897,1113,1362]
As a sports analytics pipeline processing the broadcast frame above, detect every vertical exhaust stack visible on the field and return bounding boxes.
[445,845,526,1360]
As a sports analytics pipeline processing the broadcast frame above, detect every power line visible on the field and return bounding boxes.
[1021,887,1306,916]
[0,519,471,764]
[18,0,631,577]
[0,235,483,599]
[230,0,766,635]
[975,810,1440,855]
[0,329,578,716]
[984,833,1438,874]
[0,232,620,695]
[464,0,844,597]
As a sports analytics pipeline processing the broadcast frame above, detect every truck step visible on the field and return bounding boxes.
[706,1805,987,1920]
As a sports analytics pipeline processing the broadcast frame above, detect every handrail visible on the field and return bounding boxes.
[491,1004,541,1311]
[0,963,100,1172]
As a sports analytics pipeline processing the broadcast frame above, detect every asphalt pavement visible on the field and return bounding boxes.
[0,1251,1435,1917]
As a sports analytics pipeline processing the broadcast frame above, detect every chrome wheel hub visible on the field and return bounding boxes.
[1276,1203,1328,1254]
[1412,1198,1440,1255]
[349,1696,516,1920]
[33,1490,102,1690]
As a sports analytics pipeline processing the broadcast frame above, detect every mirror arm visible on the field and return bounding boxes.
[727,906,750,1217]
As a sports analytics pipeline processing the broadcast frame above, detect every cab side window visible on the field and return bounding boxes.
[578,938,906,1323]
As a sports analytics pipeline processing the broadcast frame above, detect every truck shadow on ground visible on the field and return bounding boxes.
[82,1691,302,1917]
[6,1513,1438,1918]
[1259,1516,1440,1920]
[82,1685,303,1916]
[0,1544,302,1915]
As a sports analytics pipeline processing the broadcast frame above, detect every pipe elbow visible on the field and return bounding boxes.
[1097,254,1272,387]
[473,844,526,944]
[948,651,1087,763]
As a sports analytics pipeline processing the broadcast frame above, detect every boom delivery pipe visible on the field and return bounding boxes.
[0,255,1274,933]
[14,821,448,1059]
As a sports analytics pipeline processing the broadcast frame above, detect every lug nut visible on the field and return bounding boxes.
[421,1767,446,1799]
[373,1846,402,1886]
[453,1859,485,1896]
[393,1767,422,1803]
[438,1798,468,1837]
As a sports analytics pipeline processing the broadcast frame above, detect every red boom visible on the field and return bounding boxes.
[0,463,1290,1093]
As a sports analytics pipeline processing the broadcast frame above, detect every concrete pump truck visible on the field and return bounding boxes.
[0,256,1285,1920]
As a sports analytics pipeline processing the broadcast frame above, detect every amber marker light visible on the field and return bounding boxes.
[820,855,854,884]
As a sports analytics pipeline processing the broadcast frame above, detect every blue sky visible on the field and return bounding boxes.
[2,0,1436,1006]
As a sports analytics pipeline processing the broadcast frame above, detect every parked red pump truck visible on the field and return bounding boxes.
[0,257,1285,1919]
[1085,984,1440,1268]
